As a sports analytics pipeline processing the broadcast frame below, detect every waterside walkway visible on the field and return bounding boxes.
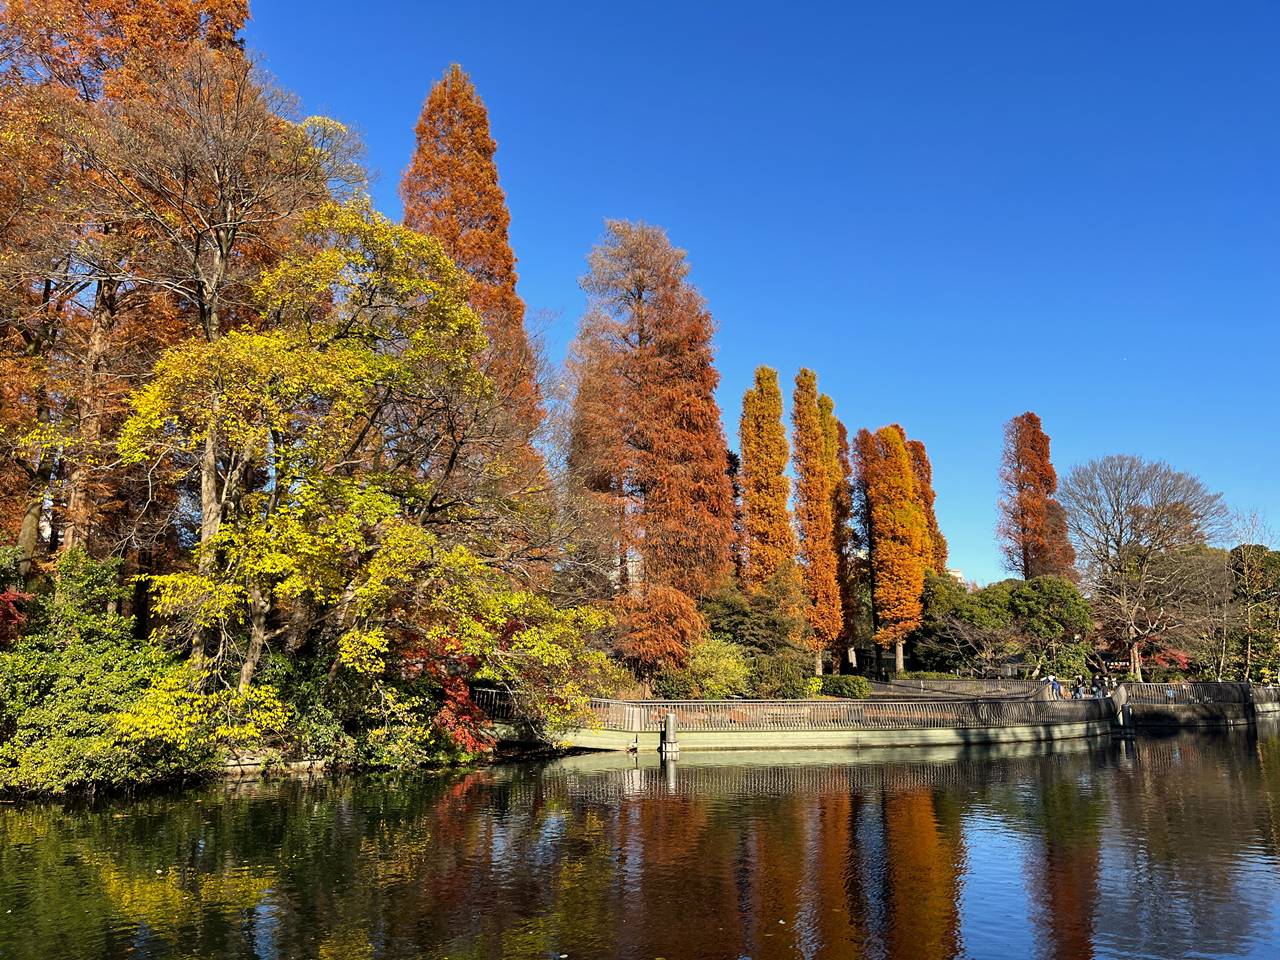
[478,682,1280,753]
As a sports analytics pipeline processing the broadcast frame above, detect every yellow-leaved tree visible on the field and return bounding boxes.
[119,200,616,762]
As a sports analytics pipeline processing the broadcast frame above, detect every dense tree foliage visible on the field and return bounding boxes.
[998,412,1075,579]
[739,367,796,589]
[400,64,544,469]
[791,370,842,671]
[3,0,1278,794]
[0,7,616,793]
[855,425,928,672]
[915,572,1092,677]
[907,438,948,573]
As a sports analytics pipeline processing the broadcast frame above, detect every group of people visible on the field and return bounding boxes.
[1041,673,1115,700]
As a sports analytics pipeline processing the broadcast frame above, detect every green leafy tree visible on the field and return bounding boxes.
[652,637,752,700]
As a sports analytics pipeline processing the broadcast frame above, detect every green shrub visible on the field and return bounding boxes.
[820,675,870,699]
[698,571,807,655]
[652,637,751,700]
[899,670,959,680]
[0,549,284,796]
[751,651,820,699]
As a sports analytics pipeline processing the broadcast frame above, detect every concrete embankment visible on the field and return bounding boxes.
[493,682,1280,754]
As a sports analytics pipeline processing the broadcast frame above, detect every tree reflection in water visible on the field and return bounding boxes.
[5,726,1280,959]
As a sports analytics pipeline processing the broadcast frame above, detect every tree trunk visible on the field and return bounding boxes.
[16,404,56,581]
[63,292,114,552]
[813,650,823,676]
[238,585,270,692]
[894,641,905,675]
[1129,641,1142,682]
[15,482,46,581]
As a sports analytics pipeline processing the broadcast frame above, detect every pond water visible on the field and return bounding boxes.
[5,726,1280,960]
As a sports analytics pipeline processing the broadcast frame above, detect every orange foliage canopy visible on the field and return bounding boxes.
[0,0,247,97]
[0,0,248,557]
[856,425,928,652]
[998,412,1076,579]
[820,397,858,642]
[570,221,735,599]
[906,437,948,573]
[739,366,795,589]
[612,585,706,674]
[401,64,543,446]
[791,370,842,656]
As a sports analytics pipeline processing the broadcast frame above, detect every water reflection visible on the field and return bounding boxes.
[4,728,1280,959]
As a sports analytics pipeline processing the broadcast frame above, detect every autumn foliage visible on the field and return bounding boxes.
[739,367,796,589]
[791,370,842,664]
[613,586,706,675]
[401,64,543,447]
[856,425,929,659]
[823,409,859,643]
[570,221,735,601]
[907,437,948,573]
[998,412,1076,579]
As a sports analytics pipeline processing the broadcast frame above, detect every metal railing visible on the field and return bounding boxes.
[472,687,516,721]
[1123,682,1251,705]
[475,682,1280,732]
[865,678,1041,700]
[584,696,1112,732]
[1252,685,1280,705]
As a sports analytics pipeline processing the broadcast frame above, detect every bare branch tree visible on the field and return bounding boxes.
[1059,454,1229,680]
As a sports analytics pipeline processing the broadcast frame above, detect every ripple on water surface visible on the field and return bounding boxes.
[4,731,1280,959]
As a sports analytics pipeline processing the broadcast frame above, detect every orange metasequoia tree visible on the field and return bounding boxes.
[791,370,842,672]
[401,64,544,451]
[569,220,735,602]
[739,366,796,589]
[906,436,948,573]
[856,424,928,673]
[998,412,1076,579]
[612,585,707,678]
[820,395,859,649]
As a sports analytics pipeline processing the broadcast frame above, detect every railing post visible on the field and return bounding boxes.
[660,711,679,758]
[1111,683,1131,734]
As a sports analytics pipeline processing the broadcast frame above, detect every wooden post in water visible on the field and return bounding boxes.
[659,711,679,758]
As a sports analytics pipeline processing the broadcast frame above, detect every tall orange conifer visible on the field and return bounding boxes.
[906,436,948,573]
[739,367,795,588]
[401,64,543,446]
[998,412,1076,579]
[820,397,858,647]
[856,425,928,672]
[791,370,841,671]
[570,220,735,601]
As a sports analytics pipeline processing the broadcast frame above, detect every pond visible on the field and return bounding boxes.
[4,726,1280,959]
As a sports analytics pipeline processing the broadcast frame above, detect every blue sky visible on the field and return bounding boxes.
[246,2,1279,584]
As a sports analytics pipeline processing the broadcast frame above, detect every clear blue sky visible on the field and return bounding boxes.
[246,2,1279,585]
